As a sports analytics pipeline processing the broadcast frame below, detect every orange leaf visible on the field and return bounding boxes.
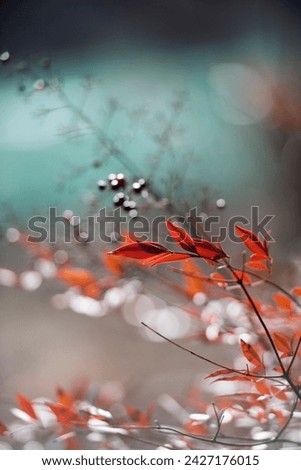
[273,332,292,355]
[205,369,233,379]
[166,220,196,253]
[126,407,150,426]
[210,272,227,287]
[233,270,252,284]
[292,287,301,296]
[240,340,262,368]
[56,268,96,287]
[245,260,269,272]
[271,408,286,425]
[56,387,74,409]
[271,386,287,401]
[180,260,205,297]
[0,421,7,435]
[273,293,293,311]
[102,251,124,276]
[17,394,37,420]
[48,403,85,427]
[212,375,253,383]
[82,282,102,299]
[65,435,80,450]
[254,379,270,395]
[235,226,269,259]
[185,420,207,436]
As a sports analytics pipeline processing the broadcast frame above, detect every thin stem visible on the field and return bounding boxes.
[123,433,172,450]
[275,396,299,440]
[230,265,300,307]
[228,265,286,373]
[57,88,144,178]
[141,322,281,379]
[287,337,301,374]
[212,403,224,442]
[125,424,301,448]
[227,264,301,400]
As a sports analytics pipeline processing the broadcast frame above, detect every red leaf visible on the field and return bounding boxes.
[17,394,37,420]
[193,239,228,262]
[145,252,193,267]
[126,406,151,426]
[56,387,74,409]
[109,242,168,260]
[233,270,252,284]
[65,435,80,450]
[273,332,292,355]
[48,403,85,427]
[271,386,288,401]
[102,251,124,276]
[56,268,96,287]
[0,421,7,435]
[240,340,262,368]
[245,260,269,272]
[166,220,196,253]
[271,408,286,425]
[292,287,301,296]
[212,375,253,384]
[273,293,293,311]
[235,226,269,259]
[209,272,227,287]
[205,369,233,379]
[250,253,268,261]
[82,282,102,299]
[180,260,205,297]
[254,379,270,395]
[185,420,207,436]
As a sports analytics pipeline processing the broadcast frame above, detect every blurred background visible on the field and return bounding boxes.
[0,0,301,422]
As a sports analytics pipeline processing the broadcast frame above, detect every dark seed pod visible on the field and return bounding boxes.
[116,192,126,203]
[110,179,120,190]
[123,200,137,211]
[108,173,117,182]
[138,178,146,188]
[132,182,141,193]
[97,179,107,190]
[113,193,125,206]
[116,173,126,187]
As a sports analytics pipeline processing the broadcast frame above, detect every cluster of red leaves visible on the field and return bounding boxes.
[109,220,229,266]
[109,221,271,273]
[235,225,271,272]
[1,382,296,450]
[0,388,159,450]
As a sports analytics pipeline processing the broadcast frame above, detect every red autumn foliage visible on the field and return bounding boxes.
[245,260,270,272]
[235,225,269,260]
[273,292,293,311]
[56,268,97,287]
[48,403,86,428]
[17,394,38,421]
[0,422,7,435]
[273,332,293,357]
[56,387,75,409]
[2,212,301,450]
[240,340,263,368]
[166,220,197,253]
